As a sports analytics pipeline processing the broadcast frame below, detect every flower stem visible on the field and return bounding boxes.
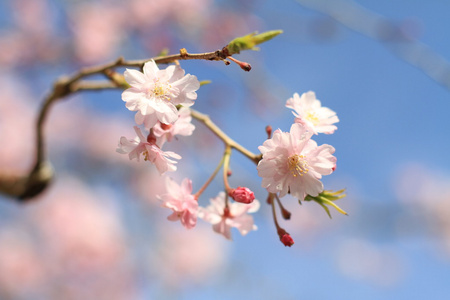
[275,194,291,220]
[270,194,281,230]
[222,146,232,192]
[194,152,225,199]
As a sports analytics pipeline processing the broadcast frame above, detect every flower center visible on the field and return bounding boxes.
[305,111,319,125]
[288,154,309,177]
[149,80,172,101]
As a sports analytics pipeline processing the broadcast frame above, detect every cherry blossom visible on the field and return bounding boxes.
[286,91,339,134]
[116,126,181,174]
[152,107,195,145]
[257,123,336,200]
[158,177,198,229]
[198,192,260,240]
[122,60,200,129]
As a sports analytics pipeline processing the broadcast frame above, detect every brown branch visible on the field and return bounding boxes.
[189,109,262,164]
[0,47,232,201]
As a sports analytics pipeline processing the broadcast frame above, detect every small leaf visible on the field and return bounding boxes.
[226,30,283,55]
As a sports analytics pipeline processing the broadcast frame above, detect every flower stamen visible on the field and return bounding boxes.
[305,111,319,125]
[149,80,172,101]
[288,154,309,177]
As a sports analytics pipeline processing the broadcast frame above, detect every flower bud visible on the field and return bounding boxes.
[229,187,255,204]
[147,131,157,144]
[280,234,294,247]
[265,125,272,138]
[239,62,252,72]
[160,123,173,131]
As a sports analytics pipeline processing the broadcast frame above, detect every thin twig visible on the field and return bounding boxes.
[189,109,261,164]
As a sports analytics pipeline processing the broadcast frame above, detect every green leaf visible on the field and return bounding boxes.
[226,30,283,55]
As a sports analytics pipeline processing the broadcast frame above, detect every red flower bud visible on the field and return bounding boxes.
[229,187,255,204]
[160,123,173,131]
[265,125,272,138]
[280,234,294,247]
[147,131,157,144]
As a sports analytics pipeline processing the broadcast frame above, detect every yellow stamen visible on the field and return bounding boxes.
[149,80,172,101]
[305,111,319,125]
[288,154,309,177]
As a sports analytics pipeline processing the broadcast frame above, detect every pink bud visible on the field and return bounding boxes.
[265,125,272,138]
[239,62,252,72]
[160,122,173,131]
[229,187,255,204]
[280,234,294,247]
[147,131,157,144]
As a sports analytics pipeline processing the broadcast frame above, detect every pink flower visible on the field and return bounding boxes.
[122,60,200,129]
[228,187,255,204]
[116,126,181,174]
[286,91,339,134]
[152,107,195,145]
[257,123,336,200]
[198,192,260,240]
[158,177,198,229]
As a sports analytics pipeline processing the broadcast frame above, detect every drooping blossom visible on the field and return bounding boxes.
[286,91,339,134]
[158,177,198,229]
[152,107,195,145]
[257,123,336,200]
[122,60,200,129]
[228,186,255,204]
[198,192,260,240]
[116,126,181,174]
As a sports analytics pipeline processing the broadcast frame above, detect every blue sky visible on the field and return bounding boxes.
[1,1,450,299]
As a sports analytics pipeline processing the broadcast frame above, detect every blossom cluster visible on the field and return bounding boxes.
[256,91,343,246]
[116,60,345,244]
[116,61,260,240]
[258,91,338,200]
[117,60,198,174]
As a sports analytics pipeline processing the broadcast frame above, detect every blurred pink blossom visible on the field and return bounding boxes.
[70,3,126,64]
[0,229,47,297]
[198,191,260,240]
[150,224,230,286]
[0,76,35,171]
[30,176,136,299]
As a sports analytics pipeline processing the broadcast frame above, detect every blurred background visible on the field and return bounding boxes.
[1,0,450,299]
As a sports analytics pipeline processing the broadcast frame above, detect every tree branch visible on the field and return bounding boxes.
[0,47,234,201]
